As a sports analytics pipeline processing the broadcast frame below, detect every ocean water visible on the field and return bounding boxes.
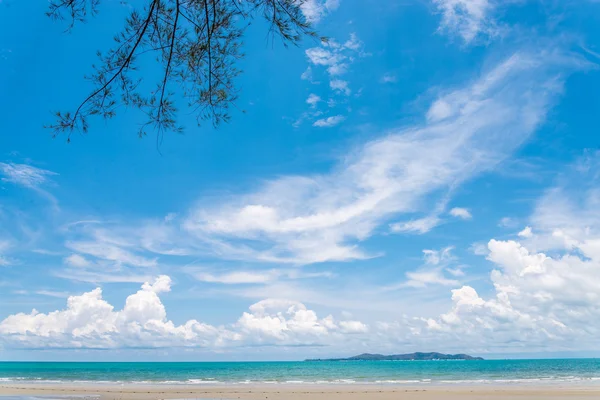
[1,360,600,386]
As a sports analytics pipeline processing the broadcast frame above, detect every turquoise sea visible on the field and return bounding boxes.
[1,360,600,385]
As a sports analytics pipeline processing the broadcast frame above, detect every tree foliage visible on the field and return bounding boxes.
[45,0,320,142]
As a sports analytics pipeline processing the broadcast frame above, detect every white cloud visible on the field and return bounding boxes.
[0,162,56,188]
[66,240,157,267]
[300,66,314,81]
[297,33,366,127]
[299,0,340,23]
[324,0,340,12]
[518,226,533,238]
[402,270,459,288]
[0,276,225,349]
[35,290,70,298]
[380,73,397,83]
[327,63,348,76]
[339,320,369,334]
[9,151,600,353]
[0,240,11,267]
[470,242,489,255]
[237,299,332,342]
[313,115,345,127]
[191,270,277,284]
[398,247,460,288]
[498,216,518,227]
[390,215,441,234]
[305,47,344,67]
[64,254,90,268]
[188,268,333,285]
[179,49,588,264]
[306,93,321,108]
[343,33,362,51]
[330,79,351,95]
[413,154,600,352]
[0,277,367,349]
[53,225,164,283]
[423,247,455,266]
[421,236,600,350]
[449,207,472,219]
[433,0,497,43]
[446,266,466,277]
[0,162,59,208]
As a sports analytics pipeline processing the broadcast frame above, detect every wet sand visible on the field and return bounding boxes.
[2,383,600,400]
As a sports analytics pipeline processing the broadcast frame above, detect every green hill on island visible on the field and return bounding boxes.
[305,352,484,361]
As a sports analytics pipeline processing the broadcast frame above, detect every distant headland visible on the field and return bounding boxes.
[305,352,484,361]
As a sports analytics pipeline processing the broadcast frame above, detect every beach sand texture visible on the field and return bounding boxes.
[2,383,600,400]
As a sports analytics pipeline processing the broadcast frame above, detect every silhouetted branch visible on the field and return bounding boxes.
[45,0,320,143]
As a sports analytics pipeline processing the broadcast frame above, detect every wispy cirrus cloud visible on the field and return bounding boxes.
[0,162,56,188]
[388,247,461,289]
[186,267,333,285]
[0,162,59,209]
[179,48,589,264]
[0,240,11,267]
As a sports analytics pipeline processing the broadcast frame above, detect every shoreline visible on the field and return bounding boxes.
[3,383,600,400]
[2,377,600,386]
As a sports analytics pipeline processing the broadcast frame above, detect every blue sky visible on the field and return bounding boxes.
[2,0,600,361]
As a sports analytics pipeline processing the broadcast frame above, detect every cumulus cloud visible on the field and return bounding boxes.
[305,47,344,67]
[236,299,339,344]
[517,226,533,238]
[8,156,600,354]
[420,237,600,351]
[339,320,369,334]
[175,49,588,264]
[0,277,367,349]
[410,154,600,352]
[329,79,351,95]
[306,93,321,108]
[0,275,220,349]
[449,207,472,219]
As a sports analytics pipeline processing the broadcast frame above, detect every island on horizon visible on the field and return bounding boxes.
[305,352,484,361]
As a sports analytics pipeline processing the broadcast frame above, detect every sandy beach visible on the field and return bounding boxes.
[2,383,600,400]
